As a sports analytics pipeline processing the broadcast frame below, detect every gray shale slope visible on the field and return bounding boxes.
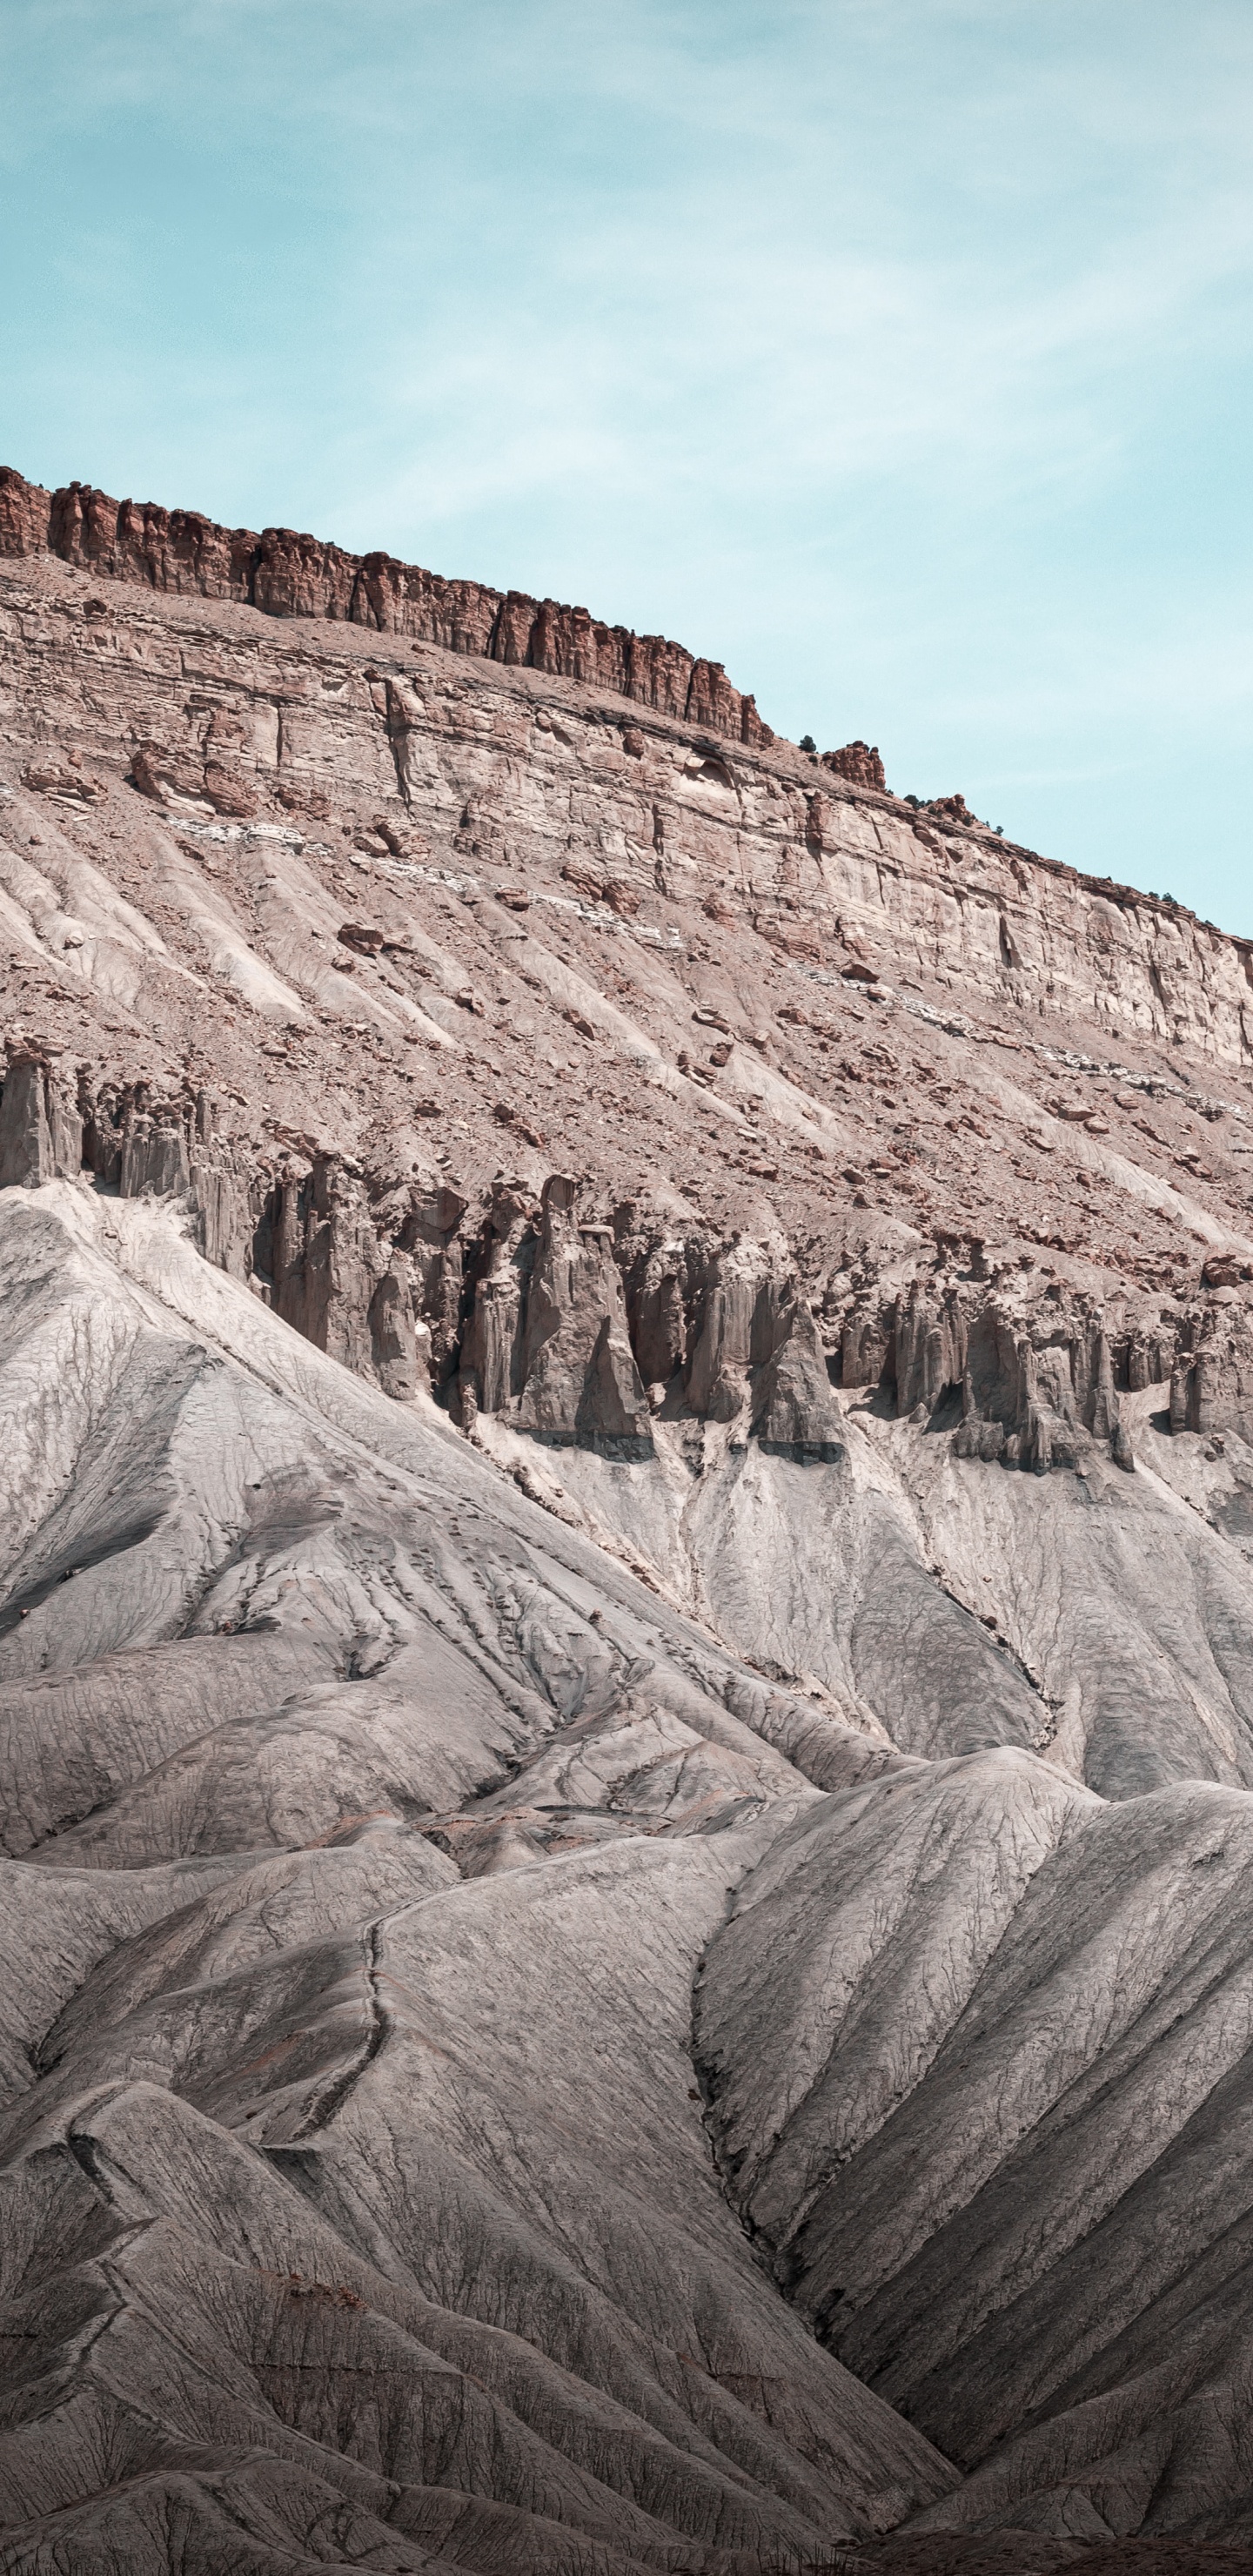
[3,471,1253,2572]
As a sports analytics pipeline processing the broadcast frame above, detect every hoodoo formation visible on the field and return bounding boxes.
[3,466,1253,2572]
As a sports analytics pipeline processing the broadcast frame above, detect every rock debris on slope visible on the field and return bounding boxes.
[2,473,1253,2570]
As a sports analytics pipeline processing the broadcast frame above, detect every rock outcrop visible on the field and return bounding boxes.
[1169,1297,1253,1441]
[512,1177,653,1456]
[8,464,1253,2567]
[23,1052,1253,1489]
[823,739,888,790]
[750,1292,846,1460]
[842,1259,1148,1470]
[0,464,773,747]
[0,1050,81,1187]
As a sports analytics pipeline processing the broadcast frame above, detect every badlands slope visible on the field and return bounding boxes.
[2,471,1253,2569]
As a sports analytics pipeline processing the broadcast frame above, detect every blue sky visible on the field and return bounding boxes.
[3,2,1251,925]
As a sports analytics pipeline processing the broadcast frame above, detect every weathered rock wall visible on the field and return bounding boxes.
[4,531,1252,1071]
[0,465,774,746]
[24,1051,1253,1478]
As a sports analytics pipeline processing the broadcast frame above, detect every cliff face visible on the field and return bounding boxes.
[3,467,1250,1079]
[7,477,1253,2567]
[0,463,774,745]
[6,490,1253,1654]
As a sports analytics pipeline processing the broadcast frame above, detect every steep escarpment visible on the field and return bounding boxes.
[5,478,1253,2570]
[0,463,774,746]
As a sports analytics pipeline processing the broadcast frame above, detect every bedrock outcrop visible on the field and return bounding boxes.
[0,464,773,747]
[29,1049,1253,1480]
[6,470,1253,2570]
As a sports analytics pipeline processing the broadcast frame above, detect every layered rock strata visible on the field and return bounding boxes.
[0,465,774,746]
[6,471,1253,2567]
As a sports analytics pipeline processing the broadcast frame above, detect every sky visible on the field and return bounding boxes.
[2,0,1251,927]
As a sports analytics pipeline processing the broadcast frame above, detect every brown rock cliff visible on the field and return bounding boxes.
[0,465,774,748]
